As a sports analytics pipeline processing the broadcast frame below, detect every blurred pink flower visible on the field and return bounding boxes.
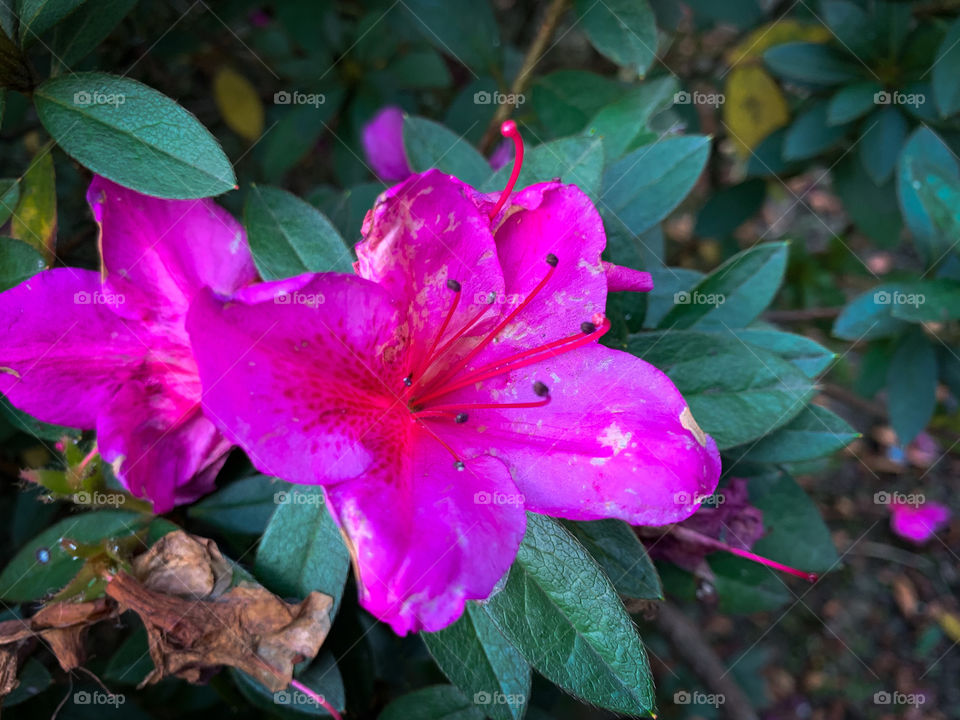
[890,499,951,544]
[361,106,412,182]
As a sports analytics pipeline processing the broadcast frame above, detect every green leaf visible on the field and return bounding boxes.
[889,279,960,322]
[18,0,85,45]
[11,150,56,262]
[188,474,289,536]
[531,70,624,138]
[423,604,530,720]
[763,42,861,85]
[403,0,500,73]
[403,115,490,187]
[0,25,30,91]
[232,653,345,718]
[3,658,51,707]
[783,101,849,161]
[244,184,352,280]
[897,126,960,263]
[710,555,791,613]
[732,404,858,463]
[35,72,236,198]
[103,626,153,685]
[481,135,604,200]
[657,242,788,330]
[859,107,907,185]
[380,685,483,720]
[729,328,834,378]
[0,236,45,292]
[254,486,350,616]
[573,0,658,75]
[833,283,917,340]
[832,153,902,247]
[260,93,341,183]
[385,48,452,89]
[933,16,960,117]
[563,519,662,599]
[628,331,815,448]
[312,182,382,244]
[0,177,20,226]
[49,0,138,69]
[694,179,766,238]
[826,82,883,125]
[0,511,152,602]
[642,267,703,328]
[887,330,938,445]
[583,77,678,160]
[601,135,710,237]
[481,514,656,717]
[821,0,875,59]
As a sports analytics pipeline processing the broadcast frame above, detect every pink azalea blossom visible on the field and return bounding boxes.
[889,499,951,544]
[186,161,721,634]
[0,176,257,512]
[361,106,412,183]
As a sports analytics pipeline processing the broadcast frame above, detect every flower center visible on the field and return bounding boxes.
[400,254,611,469]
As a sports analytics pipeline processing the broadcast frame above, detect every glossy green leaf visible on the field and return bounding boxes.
[403,115,490,187]
[933,16,960,117]
[482,135,604,200]
[826,82,884,125]
[763,42,861,85]
[35,72,235,198]
[642,266,703,328]
[423,604,530,720]
[481,513,656,716]
[244,184,352,280]
[254,486,350,615]
[832,283,912,340]
[583,77,677,160]
[859,107,907,185]
[563,519,662,599]
[601,135,710,237]
[260,92,341,183]
[403,0,500,73]
[103,626,153,685]
[887,330,938,445]
[531,70,624,138]
[188,474,290,536]
[232,653,345,718]
[889,279,960,322]
[657,242,788,330]
[0,511,152,602]
[833,153,902,247]
[732,404,858,463]
[18,0,85,45]
[574,0,658,75]
[380,685,483,720]
[0,236,46,291]
[729,328,834,378]
[783,102,849,161]
[50,0,138,69]
[821,0,875,59]
[694,179,766,238]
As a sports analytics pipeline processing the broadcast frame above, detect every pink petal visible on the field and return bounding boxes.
[361,106,412,182]
[326,433,525,635]
[602,261,654,293]
[890,500,952,544]
[445,344,722,526]
[356,170,506,371]
[186,273,404,483]
[97,381,231,513]
[0,269,147,428]
[87,176,257,322]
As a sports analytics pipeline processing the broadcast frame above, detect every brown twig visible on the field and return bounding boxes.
[653,601,760,720]
[479,0,570,152]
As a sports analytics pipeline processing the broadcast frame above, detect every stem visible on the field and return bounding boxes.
[290,679,342,720]
[479,0,570,152]
[670,526,818,582]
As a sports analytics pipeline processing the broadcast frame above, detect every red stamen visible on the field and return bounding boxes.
[419,395,551,415]
[671,526,818,583]
[488,120,524,220]
[406,279,462,395]
[416,315,609,405]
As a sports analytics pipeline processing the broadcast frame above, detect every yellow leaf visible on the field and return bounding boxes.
[213,67,265,142]
[728,20,832,66]
[11,147,56,262]
[723,65,790,156]
[936,610,960,644]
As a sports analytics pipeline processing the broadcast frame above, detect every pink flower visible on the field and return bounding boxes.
[186,164,721,634]
[890,499,951,544]
[361,106,412,183]
[0,177,257,512]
